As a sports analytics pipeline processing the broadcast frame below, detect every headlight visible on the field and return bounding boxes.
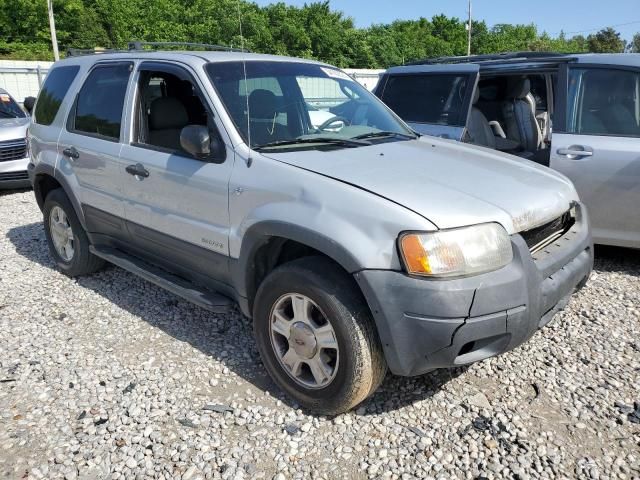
[399,223,513,277]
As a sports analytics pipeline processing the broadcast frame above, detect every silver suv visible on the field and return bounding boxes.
[0,88,31,189]
[28,45,593,414]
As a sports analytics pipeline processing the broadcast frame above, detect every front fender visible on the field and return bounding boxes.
[227,155,437,299]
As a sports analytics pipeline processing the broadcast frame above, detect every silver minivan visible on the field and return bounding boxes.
[28,45,592,413]
[375,52,640,249]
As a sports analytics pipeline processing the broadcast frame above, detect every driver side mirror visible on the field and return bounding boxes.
[180,125,225,161]
[23,96,36,115]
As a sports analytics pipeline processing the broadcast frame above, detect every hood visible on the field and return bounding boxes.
[262,136,578,234]
[0,117,29,141]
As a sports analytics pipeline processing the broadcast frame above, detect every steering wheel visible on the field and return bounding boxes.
[316,116,349,131]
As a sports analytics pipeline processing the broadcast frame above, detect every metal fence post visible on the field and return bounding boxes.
[36,65,43,88]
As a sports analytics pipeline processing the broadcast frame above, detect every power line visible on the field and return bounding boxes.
[554,19,640,36]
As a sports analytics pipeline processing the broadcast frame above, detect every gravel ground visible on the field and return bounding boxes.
[0,188,638,480]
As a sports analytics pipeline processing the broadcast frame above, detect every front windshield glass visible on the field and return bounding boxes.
[0,92,27,119]
[206,61,416,150]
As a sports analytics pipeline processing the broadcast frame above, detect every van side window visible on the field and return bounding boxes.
[71,63,131,141]
[134,67,216,158]
[33,66,80,126]
[568,68,640,137]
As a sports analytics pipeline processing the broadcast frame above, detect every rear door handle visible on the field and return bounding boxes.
[125,163,150,179]
[62,146,79,160]
[557,146,593,158]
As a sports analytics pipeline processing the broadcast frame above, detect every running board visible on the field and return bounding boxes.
[89,246,233,313]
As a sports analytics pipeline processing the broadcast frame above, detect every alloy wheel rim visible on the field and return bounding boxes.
[269,293,339,389]
[49,206,75,262]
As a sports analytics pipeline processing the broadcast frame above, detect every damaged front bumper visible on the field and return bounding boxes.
[355,203,593,377]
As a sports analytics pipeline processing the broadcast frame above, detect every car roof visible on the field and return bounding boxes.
[571,53,640,66]
[52,50,329,69]
[393,52,640,71]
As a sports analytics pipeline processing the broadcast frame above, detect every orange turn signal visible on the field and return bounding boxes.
[400,234,431,274]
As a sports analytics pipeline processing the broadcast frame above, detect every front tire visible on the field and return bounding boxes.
[43,188,104,277]
[253,257,386,415]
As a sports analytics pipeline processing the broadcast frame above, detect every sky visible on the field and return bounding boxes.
[252,0,640,41]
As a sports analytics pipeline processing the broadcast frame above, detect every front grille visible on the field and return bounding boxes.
[0,138,28,163]
[521,210,575,255]
[0,171,29,181]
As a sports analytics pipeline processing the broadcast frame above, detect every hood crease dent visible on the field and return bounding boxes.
[262,137,578,235]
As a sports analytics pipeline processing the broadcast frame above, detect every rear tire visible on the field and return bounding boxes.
[43,188,104,277]
[253,257,386,415]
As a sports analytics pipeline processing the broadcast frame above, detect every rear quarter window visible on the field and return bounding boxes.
[380,74,469,126]
[34,66,80,126]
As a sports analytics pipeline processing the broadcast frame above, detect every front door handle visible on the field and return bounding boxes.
[125,163,150,178]
[557,146,593,159]
[62,146,79,160]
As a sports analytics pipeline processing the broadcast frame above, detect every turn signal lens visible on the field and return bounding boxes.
[399,223,513,277]
[400,234,432,274]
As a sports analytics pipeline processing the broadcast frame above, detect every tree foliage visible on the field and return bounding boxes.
[587,27,625,53]
[0,0,626,66]
[627,33,640,53]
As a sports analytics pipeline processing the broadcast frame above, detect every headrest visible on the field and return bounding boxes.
[473,87,480,104]
[149,97,188,130]
[505,77,531,100]
[248,89,278,120]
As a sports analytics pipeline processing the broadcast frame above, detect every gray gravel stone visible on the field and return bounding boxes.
[0,190,639,479]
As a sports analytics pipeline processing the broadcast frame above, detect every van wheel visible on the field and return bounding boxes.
[43,189,104,277]
[253,257,386,415]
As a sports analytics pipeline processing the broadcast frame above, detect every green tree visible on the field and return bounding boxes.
[0,0,622,65]
[628,33,640,53]
[587,27,625,53]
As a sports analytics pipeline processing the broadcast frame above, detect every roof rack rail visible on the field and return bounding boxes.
[127,41,249,53]
[66,47,123,57]
[406,51,570,66]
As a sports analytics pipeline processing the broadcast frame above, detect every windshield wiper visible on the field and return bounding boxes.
[254,137,370,151]
[353,131,418,140]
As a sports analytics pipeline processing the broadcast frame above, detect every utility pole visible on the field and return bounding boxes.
[467,0,472,56]
[47,0,60,61]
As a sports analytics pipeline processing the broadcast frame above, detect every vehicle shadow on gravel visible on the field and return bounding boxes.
[593,245,640,273]
[8,222,638,415]
[0,187,31,197]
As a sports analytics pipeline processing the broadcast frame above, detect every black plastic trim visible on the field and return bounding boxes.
[90,245,232,313]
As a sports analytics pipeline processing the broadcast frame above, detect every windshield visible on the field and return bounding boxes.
[206,61,416,150]
[378,74,469,126]
[0,92,26,119]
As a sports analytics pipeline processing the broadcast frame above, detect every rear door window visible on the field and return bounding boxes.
[69,63,132,141]
[33,66,80,125]
[379,74,470,126]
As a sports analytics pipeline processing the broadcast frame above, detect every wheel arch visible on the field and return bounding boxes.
[232,221,364,316]
[32,163,87,230]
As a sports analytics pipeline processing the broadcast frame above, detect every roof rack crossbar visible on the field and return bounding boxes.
[127,41,249,53]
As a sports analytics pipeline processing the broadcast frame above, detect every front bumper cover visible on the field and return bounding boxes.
[0,156,30,189]
[355,203,593,376]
